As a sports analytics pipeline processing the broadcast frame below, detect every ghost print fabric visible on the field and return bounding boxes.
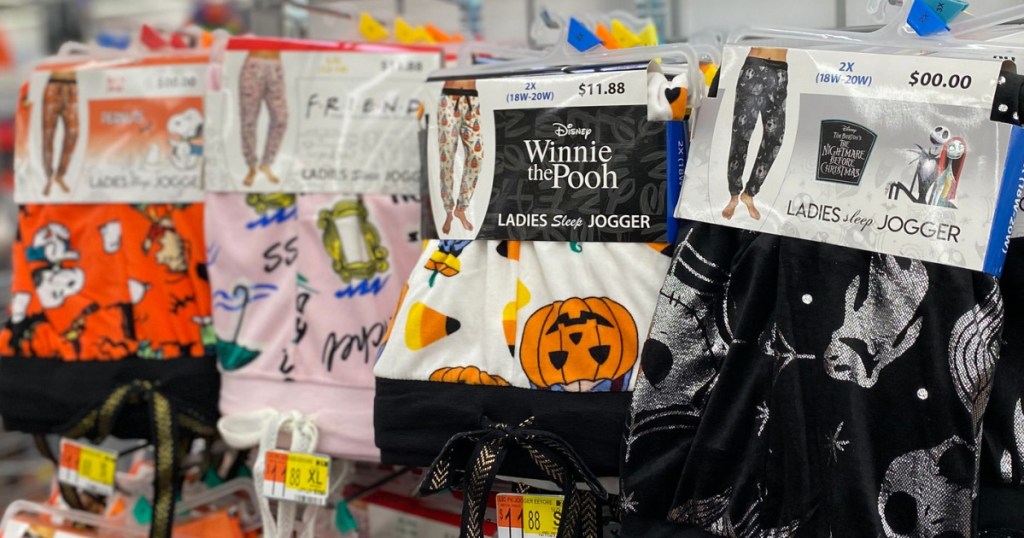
[621,221,1003,538]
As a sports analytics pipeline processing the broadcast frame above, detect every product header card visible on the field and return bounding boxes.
[678,45,1020,275]
[15,56,208,204]
[423,68,671,242]
[203,40,443,194]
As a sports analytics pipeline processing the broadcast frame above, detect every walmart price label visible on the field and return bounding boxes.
[58,439,117,496]
[497,493,563,538]
[262,450,331,505]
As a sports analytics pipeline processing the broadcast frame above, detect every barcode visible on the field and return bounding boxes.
[291,493,326,506]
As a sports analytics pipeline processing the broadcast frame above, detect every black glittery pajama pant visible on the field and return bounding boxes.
[621,221,1003,538]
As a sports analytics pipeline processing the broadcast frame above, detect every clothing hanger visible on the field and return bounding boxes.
[950,3,1024,35]
[282,0,393,42]
[0,499,146,537]
[731,0,1024,58]
[432,19,705,109]
[455,43,544,68]
[175,478,262,532]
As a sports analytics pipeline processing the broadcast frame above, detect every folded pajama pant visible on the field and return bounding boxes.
[621,221,1002,538]
[0,203,219,538]
[208,192,421,460]
[374,239,672,478]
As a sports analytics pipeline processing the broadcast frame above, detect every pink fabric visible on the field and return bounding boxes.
[207,192,421,460]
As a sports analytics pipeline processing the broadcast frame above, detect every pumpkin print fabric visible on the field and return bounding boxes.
[373,239,670,476]
[207,192,421,461]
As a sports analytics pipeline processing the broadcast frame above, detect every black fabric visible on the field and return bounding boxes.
[992,70,1024,126]
[375,377,630,477]
[0,355,220,437]
[980,238,1024,532]
[727,56,789,197]
[621,221,1002,537]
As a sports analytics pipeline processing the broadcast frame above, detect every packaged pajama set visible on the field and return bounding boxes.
[620,46,1024,537]
[0,52,217,538]
[374,60,693,536]
[202,36,444,536]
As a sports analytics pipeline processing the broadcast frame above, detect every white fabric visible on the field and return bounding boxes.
[218,409,323,538]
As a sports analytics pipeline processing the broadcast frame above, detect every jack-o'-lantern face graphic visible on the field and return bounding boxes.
[520,297,637,392]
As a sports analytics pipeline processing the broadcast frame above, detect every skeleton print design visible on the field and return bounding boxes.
[1000,399,1024,483]
[823,256,928,388]
[948,285,1002,430]
[437,93,483,212]
[878,437,973,538]
[625,229,732,460]
[727,58,789,197]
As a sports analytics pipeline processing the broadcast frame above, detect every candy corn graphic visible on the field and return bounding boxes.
[502,279,530,356]
[406,302,461,350]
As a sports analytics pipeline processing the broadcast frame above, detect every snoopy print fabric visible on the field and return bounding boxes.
[14,53,208,204]
[0,203,218,434]
[373,240,671,477]
[621,221,1004,537]
[207,192,421,460]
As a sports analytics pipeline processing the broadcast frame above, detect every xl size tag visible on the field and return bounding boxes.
[423,68,673,242]
[203,37,443,195]
[15,53,208,204]
[497,493,563,538]
[58,439,117,496]
[262,449,331,506]
[679,45,1021,275]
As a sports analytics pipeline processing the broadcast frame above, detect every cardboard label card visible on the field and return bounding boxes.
[262,449,331,506]
[15,55,208,204]
[423,68,673,242]
[679,45,1021,275]
[58,438,117,496]
[203,37,443,195]
[496,493,563,538]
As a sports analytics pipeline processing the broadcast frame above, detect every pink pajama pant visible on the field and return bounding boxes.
[239,57,288,169]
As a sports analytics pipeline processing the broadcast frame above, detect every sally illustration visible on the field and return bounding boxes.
[40,70,79,196]
[437,79,483,234]
[890,126,967,208]
[239,50,288,187]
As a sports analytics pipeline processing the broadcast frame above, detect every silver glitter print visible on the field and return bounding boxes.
[669,487,800,538]
[948,285,1002,430]
[824,255,928,388]
[625,229,731,460]
[877,437,972,538]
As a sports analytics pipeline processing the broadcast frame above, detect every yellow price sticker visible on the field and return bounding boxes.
[521,495,563,537]
[285,453,330,495]
[78,446,117,487]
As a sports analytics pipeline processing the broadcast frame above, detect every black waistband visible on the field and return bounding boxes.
[47,78,77,85]
[744,56,789,70]
[442,88,479,97]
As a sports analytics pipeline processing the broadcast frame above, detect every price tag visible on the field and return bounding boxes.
[58,439,117,496]
[262,450,331,506]
[496,493,563,538]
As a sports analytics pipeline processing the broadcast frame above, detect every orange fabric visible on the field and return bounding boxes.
[0,204,211,361]
[173,510,244,538]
